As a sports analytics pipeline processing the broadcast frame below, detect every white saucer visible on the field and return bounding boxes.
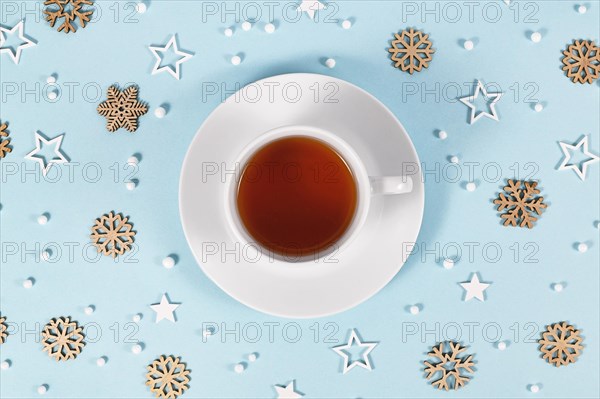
[179,73,424,318]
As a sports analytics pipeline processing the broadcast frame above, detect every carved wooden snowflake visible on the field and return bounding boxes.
[41,317,85,361]
[561,40,600,84]
[493,179,547,229]
[146,355,191,399]
[97,85,148,133]
[539,322,583,367]
[388,28,434,74]
[423,341,475,391]
[0,315,8,344]
[90,211,136,258]
[0,121,11,159]
[44,0,94,34]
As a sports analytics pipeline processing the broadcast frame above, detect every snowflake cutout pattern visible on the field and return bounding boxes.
[146,355,191,399]
[539,322,584,367]
[388,28,434,74]
[561,40,600,84]
[97,85,148,133]
[44,0,94,34]
[0,315,8,344]
[90,211,136,258]
[0,121,12,158]
[41,317,85,361]
[493,179,547,229]
[423,341,475,391]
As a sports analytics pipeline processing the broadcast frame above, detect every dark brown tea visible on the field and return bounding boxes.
[236,136,358,258]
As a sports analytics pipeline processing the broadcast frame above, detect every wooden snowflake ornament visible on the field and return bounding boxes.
[90,211,136,258]
[0,315,8,344]
[388,28,434,74]
[146,355,191,399]
[424,342,475,391]
[0,121,12,158]
[97,85,148,132]
[41,317,85,361]
[539,322,583,367]
[493,179,547,228]
[44,0,94,33]
[561,40,600,84]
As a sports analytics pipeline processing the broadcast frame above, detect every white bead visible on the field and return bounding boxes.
[438,130,447,139]
[127,155,138,165]
[577,242,588,253]
[595,220,600,229]
[224,27,233,37]
[42,249,51,261]
[46,76,56,84]
[37,385,47,395]
[231,55,242,66]
[530,384,540,393]
[23,278,34,289]
[131,344,142,354]
[1,360,10,370]
[463,40,474,50]
[132,313,142,323]
[450,155,459,164]
[96,357,106,367]
[37,214,48,225]
[47,91,58,100]
[553,283,564,292]
[409,305,420,315]
[497,341,507,350]
[466,182,476,192]
[530,32,542,43]
[234,363,245,373]
[203,327,214,338]
[136,2,146,13]
[264,23,275,33]
[154,107,166,118]
[443,258,454,269]
[342,19,352,29]
[241,21,252,31]
[578,5,587,14]
[125,181,136,191]
[162,256,175,269]
[84,306,94,315]
[325,58,336,69]
[248,353,257,362]
[534,103,543,112]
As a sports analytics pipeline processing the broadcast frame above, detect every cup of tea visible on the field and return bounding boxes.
[226,126,413,262]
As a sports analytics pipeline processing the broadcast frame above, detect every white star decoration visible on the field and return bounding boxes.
[332,329,378,374]
[24,132,69,176]
[558,135,599,181]
[460,273,491,302]
[297,0,326,19]
[274,381,303,399]
[459,80,502,124]
[150,294,180,323]
[149,35,193,80]
[0,20,36,64]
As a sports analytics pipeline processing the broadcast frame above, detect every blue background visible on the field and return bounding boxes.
[1,0,599,398]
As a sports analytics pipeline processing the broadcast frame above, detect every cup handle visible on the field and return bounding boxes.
[370,176,413,195]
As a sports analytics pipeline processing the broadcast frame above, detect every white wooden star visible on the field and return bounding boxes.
[296,0,326,19]
[24,131,68,176]
[558,135,599,181]
[331,329,378,374]
[149,35,193,80]
[0,20,36,64]
[459,80,502,124]
[460,273,491,302]
[274,381,303,399]
[150,294,180,323]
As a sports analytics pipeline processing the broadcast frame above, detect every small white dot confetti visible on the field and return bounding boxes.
[466,182,476,192]
[553,283,564,292]
[578,5,587,14]
[438,130,447,139]
[231,55,242,66]
[125,181,136,191]
[154,106,166,118]
[37,214,48,225]
[234,363,245,373]
[342,19,352,29]
[46,75,56,84]
[248,353,258,362]
[241,21,252,31]
[84,305,95,315]
[497,341,507,350]
[132,313,142,323]
[23,278,34,289]
[530,384,540,393]
[224,27,233,37]
[96,356,106,367]
[136,2,146,13]
[530,32,542,43]
[463,40,474,50]
[595,220,600,229]
[203,327,214,338]
[450,155,459,164]
[127,155,138,165]
[1,360,10,370]
[409,305,420,315]
[534,103,544,112]
[162,256,175,269]
[325,58,336,69]
[37,385,48,395]
[577,242,588,253]
[264,23,275,33]
[131,344,142,354]
[47,91,58,100]
[443,258,454,269]
[42,249,51,261]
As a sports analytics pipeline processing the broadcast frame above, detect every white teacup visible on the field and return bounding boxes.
[225,125,413,263]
